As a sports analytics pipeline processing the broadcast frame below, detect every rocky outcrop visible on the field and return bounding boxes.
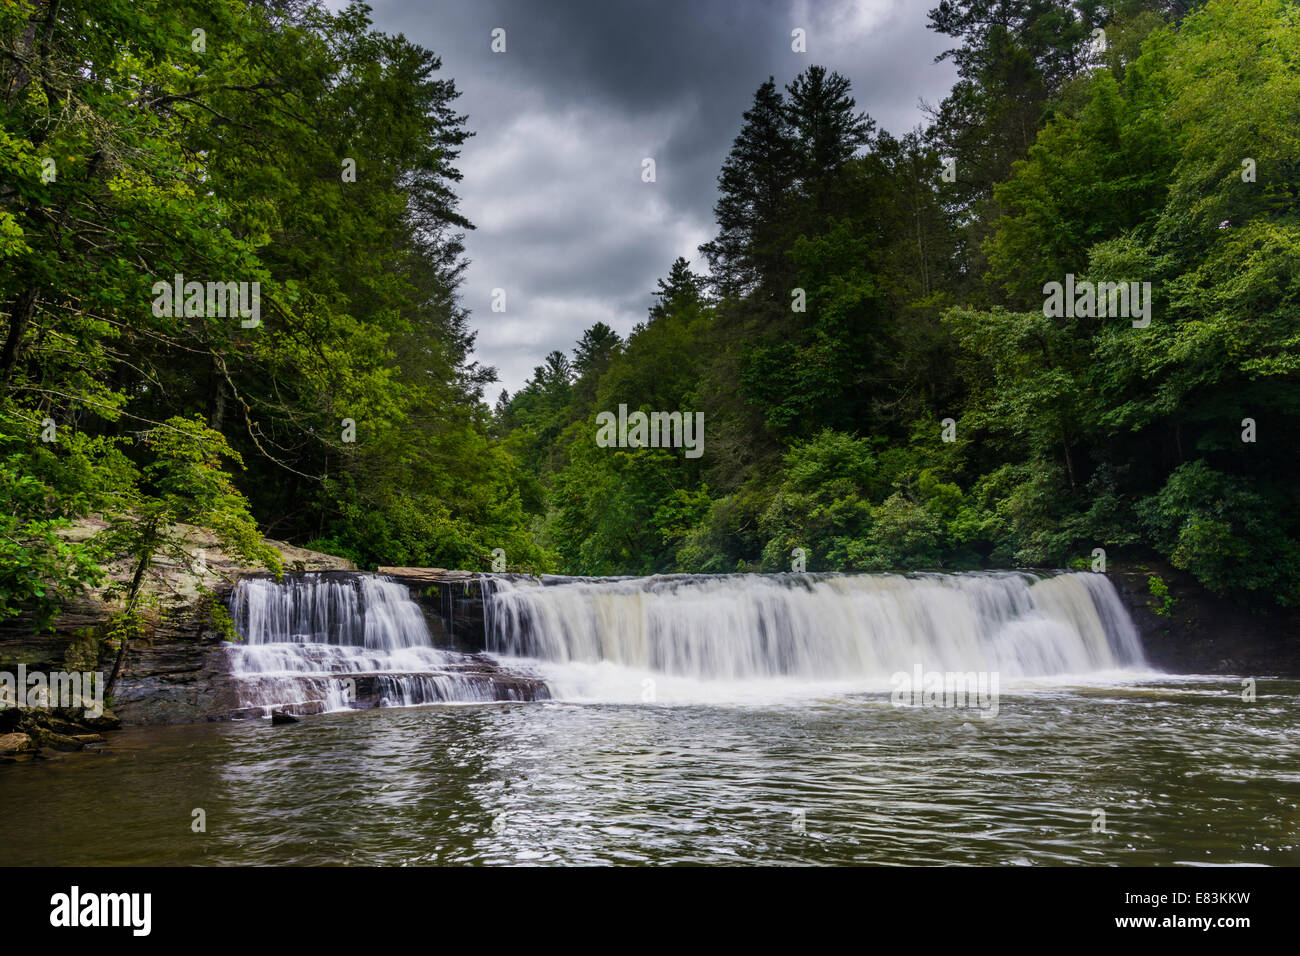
[2,541,554,727]
[11,531,1296,734]
[1109,558,1300,677]
[378,567,534,651]
[0,706,120,762]
[210,652,550,721]
[0,520,354,726]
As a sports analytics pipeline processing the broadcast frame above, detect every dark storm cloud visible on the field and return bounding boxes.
[359,0,957,395]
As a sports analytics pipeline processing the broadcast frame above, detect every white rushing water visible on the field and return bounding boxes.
[226,570,1151,712]
[484,571,1149,702]
[226,574,511,714]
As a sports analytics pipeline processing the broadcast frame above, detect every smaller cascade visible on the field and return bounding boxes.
[225,572,548,717]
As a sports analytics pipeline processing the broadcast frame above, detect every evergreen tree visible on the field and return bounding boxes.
[784,65,876,195]
[699,78,799,297]
[649,258,705,320]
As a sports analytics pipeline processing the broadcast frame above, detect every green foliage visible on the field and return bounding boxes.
[0,448,104,630]
[61,628,100,672]
[5,0,1294,626]
[859,493,947,572]
[757,430,876,571]
[494,0,1299,610]
[198,591,240,643]
[1146,573,1176,618]
[675,489,767,574]
[105,607,148,660]
[95,416,282,589]
[0,0,551,637]
[1138,461,1300,603]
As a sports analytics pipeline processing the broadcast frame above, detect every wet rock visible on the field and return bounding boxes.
[47,716,92,736]
[33,729,87,751]
[434,654,551,702]
[1110,558,1300,676]
[270,709,300,725]
[0,706,119,755]
[74,709,121,731]
[105,639,247,725]
[0,732,33,754]
[212,706,270,722]
[379,568,512,651]
[0,707,23,733]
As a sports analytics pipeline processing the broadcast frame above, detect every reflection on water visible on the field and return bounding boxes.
[2,678,1298,866]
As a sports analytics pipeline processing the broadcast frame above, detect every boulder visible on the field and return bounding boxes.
[32,728,87,751]
[0,732,32,755]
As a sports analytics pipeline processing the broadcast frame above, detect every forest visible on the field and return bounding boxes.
[3,0,1299,639]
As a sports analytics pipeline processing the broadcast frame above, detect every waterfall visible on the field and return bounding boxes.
[225,570,1149,714]
[484,571,1147,698]
[226,573,545,716]
[235,574,433,651]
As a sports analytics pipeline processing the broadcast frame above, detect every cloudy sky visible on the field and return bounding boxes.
[359,0,958,397]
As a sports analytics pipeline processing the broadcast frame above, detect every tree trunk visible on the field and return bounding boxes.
[207,357,227,432]
[1061,436,1077,491]
[104,547,153,701]
[0,286,39,384]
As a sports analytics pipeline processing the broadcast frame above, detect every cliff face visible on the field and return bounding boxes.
[1108,558,1300,678]
[0,520,355,725]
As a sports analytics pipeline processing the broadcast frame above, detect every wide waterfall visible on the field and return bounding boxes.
[225,569,1149,714]
[226,573,544,716]
[484,571,1147,700]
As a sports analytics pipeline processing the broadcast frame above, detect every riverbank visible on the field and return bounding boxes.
[0,705,121,763]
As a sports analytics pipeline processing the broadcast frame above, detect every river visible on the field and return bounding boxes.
[2,570,1297,865]
[2,677,1297,865]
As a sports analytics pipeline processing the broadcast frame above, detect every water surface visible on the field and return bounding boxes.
[4,677,1297,866]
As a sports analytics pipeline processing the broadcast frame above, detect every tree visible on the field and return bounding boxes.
[0,0,543,601]
[649,258,704,320]
[699,78,799,297]
[570,322,622,414]
[573,323,622,379]
[784,65,875,196]
[96,417,281,698]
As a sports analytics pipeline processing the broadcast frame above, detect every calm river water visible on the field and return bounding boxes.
[3,677,1297,866]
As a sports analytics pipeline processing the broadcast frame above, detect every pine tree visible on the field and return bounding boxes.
[784,65,876,185]
[699,78,799,297]
[649,258,704,319]
[573,323,622,378]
